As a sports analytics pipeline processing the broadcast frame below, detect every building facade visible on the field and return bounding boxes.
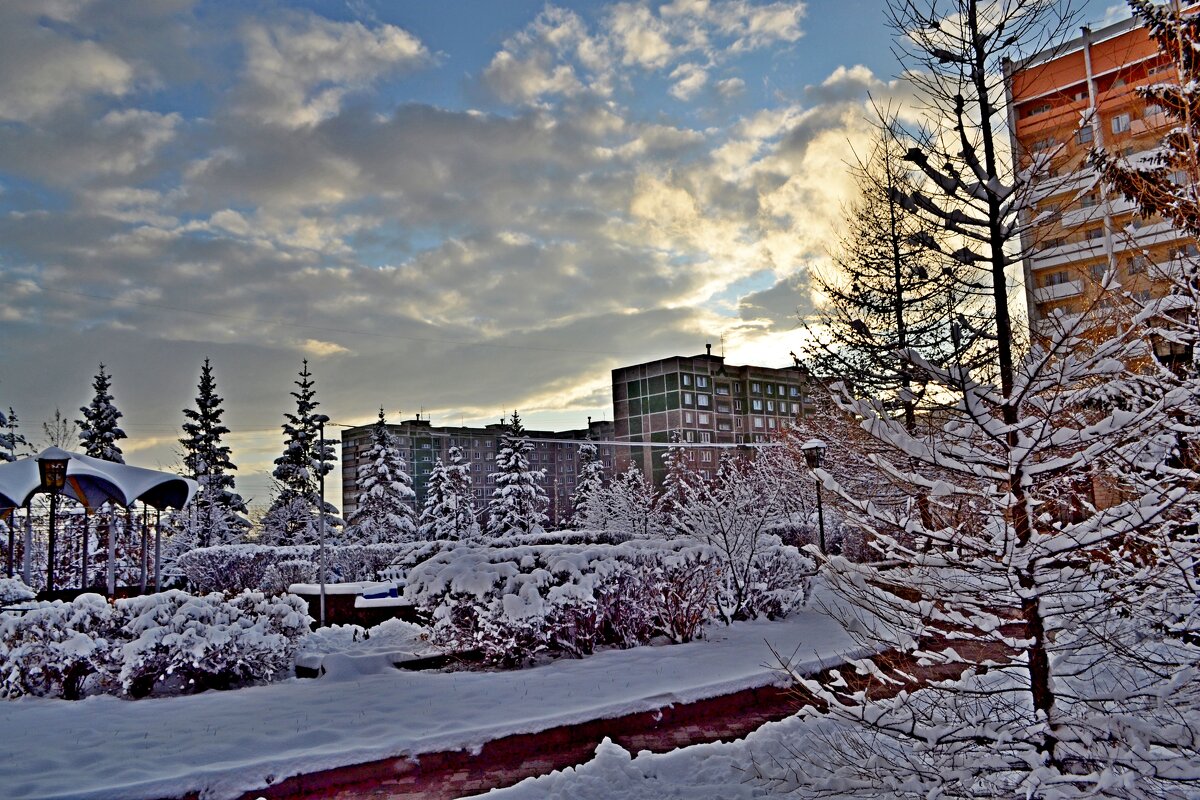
[612,346,819,484]
[340,416,614,524]
[1006,11,1196,343]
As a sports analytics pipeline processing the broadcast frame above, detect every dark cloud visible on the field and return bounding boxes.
[738,272,814,331]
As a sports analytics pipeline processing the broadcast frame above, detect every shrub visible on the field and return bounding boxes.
[177,543,411,593]
[0,577,36,605]
[401,539,813,667]
[260,559,317,595]
[0,590,311,700]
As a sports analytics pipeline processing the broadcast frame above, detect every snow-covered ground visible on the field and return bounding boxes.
[0,601,866,800]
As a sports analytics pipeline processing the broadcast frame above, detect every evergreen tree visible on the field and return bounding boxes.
[77,364,126,463]
[260,361,339,545]
[657,431,696,534]
[571,440,606,528]
[486,411,547,537]
[179,359,248,547]
[344,409,417,544]
[418,458,450,540]
[582,464,660,539]
[0,405,28,462]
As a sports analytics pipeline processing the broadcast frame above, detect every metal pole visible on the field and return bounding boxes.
[154,508,161,592]
[107,507,116,597]
[318,418,327,628]
[81,512,89,590]
[5,512,12,578]
[46,490,57,593]
[815,479,826,555]
[139,504,148,593]
[23,503,32,585]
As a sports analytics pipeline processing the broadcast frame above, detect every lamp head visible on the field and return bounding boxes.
[800,439,826,470]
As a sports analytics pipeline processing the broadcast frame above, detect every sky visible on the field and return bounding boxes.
[0,0,1126,507]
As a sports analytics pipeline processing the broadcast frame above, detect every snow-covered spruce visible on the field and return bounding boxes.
[419,446,480,541]
[570,440,607,528]
[0,590,311,699]
[344,409,418,544]
[486,411,548,538]
[401,538,813,667]
[77,363,126,463]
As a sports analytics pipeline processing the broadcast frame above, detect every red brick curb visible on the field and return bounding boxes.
[233,682,798,800]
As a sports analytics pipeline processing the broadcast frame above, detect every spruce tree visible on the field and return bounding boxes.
[420,445,477,540]
[344,409,417,544]
[0,405,27,462]
[571,440,606,528]
[179,359,248,547]
[657,430,695,534]
[77,364,126,463]
[260,360,338,545]
[486,411,547,537]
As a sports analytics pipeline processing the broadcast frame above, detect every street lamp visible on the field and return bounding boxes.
[314,414,330,628]
[801,439,827,554]
[37,448,70,593]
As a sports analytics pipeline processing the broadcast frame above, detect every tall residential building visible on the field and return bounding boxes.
[1006,11,1196,348]
[340,416,613,524]
[612,346,820,484]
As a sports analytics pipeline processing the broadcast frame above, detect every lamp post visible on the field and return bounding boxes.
[315,414,330,628]
[37,449,70,593]
[801,439,827,554]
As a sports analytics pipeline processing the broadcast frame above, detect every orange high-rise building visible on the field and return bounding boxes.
[1005,10,1197,343]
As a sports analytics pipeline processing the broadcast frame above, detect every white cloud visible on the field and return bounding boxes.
[669,63,709,100]
[236,14,428,127]
[0,4,135,122]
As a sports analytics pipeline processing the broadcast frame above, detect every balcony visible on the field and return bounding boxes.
[1033,280,1084,303]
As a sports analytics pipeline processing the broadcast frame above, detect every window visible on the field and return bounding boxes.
[1080,193,1100,208]
[768,418,777,430]
[685,431,696,442]
[696,376,709,388]
[1040,237,1065,251]
[750,382,762,393]
[717,402,731,413]
[697,394,710,408]
[715,384,729,396]
[791,402,800,414]
[789,386,800,397]
[777,385,785,396]
[766,384,774,396]
[766,400,776,412]
[681,374,692,387]
[1111,113,1131,133]
[700,450,712,463]
[753,417,764,429]
[1043,270,1071,287]
[1170,170,1189,186]
[700,431,712,443]
[1145,103,1164,118]
[751,399,763,411]
[684,411,694,423]
[698,413,710,425]
[1032,136,1056,152]
[1086,228,1105,241]
[1127,255,1146,274]
[732,382,741,393]
[683,392,693,405]
[1090,263,1108,281]
[1025,101,1052,117]
[734,399,744,412]
[718,420,732,431]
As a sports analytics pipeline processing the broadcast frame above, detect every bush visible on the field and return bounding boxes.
[401,539,813,667]
[260,559,317,595]
[177,543,411,593]
[0,590,311,700]
[0,577,36,605]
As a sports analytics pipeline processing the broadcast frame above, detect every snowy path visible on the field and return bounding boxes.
[0,609,864,800]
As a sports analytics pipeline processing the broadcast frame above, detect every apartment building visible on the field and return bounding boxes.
[1005,10,1196,349]
[340,416,614,524]
[612,345,819,485]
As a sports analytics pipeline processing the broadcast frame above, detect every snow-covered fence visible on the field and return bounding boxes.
[0,590,311,700]
[177,543,410,593]
[402,538,813,667]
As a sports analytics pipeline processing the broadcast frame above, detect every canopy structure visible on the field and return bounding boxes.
[0,447,197,512]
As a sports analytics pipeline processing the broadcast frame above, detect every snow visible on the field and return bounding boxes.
[0,596,866,800]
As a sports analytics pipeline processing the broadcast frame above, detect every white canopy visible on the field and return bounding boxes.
[0,447,197,512]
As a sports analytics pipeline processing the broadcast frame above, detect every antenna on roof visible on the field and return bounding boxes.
[720,334,726,357]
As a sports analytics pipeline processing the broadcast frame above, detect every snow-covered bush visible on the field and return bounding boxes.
[0,590,311,700]
[178,543,410,592]
[403,539,813,667]
[0,577,36,605]
[259,559,317,597]
[0,593,119,699]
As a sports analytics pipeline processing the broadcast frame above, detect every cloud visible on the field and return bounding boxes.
[738,272,813,331]
[235,14,429,127]
[0,4,136,122]
[669,63,709,100]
